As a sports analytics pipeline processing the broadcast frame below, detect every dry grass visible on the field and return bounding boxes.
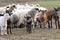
[0,28,60,40]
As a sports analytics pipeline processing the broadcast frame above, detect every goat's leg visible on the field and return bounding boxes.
[38,23,41,28]
[32,22,35,29]
[1,26,4,35]
[9,24,12,34]
[58,19,60,29]
[43,22,46,28]
[7,26,9,34]
[26,25,28,32]
[51,20,52,28]
[34,22,37,28]
[55,20,57,29]
[4,25,7,35]
[39,21,42,28]
[10,26,12,34]
[28,25,32,34]
[48,20,50,28]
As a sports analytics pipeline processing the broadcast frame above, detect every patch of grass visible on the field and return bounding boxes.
[31,1,60,9]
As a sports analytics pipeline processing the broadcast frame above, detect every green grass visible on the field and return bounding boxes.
[31,1,60,10]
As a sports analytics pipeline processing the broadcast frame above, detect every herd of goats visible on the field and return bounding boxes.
[0,3,60,35]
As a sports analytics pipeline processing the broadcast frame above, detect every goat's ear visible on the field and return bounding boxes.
[12,5,16,8]
[35,8,41,12]
[54,7,56,10]
[54,7,58,9]
[6,6,9,8]
[35,8,39,10]
[44,10,47,12]
[54,7,58,11]
[57,7,60,10]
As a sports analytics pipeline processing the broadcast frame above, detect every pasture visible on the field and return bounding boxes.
[31,1,60,10]
[0,1,60,40]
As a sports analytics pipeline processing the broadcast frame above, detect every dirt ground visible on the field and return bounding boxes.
[0,27,60,40]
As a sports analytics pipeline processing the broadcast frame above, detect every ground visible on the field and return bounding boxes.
[0,28,60,40]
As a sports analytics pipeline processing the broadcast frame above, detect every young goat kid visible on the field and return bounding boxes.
[0,11,10,35]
